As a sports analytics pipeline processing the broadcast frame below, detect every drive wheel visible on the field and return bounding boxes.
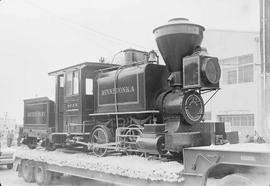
[217,174,257,186]
[91,126,112,157]
[21,160,35,182]
[34,163,52,186]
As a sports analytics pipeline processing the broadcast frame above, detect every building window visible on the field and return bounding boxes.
[220,54,254,85]
[65,71,79,96]
[227,70,237,84]
[238,65,253,83]
[217,114,254,126]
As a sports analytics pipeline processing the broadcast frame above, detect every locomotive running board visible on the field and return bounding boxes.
[89,110,159,116]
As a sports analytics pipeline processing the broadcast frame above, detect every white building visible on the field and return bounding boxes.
[202,29,262,141]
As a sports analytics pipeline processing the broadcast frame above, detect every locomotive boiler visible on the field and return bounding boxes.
[20,18,236,157]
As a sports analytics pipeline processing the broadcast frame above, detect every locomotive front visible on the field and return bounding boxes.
[147,18,221,154]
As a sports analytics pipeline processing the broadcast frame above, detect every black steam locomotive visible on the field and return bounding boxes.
[21,18,237,157]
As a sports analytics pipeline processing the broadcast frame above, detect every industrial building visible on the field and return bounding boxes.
[202,29,263,141]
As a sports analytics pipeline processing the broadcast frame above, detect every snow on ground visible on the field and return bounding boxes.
[14,147,184,183]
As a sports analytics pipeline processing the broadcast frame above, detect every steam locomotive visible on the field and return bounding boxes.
[21,18,238,157]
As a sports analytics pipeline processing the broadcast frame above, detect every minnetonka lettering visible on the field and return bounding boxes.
[102,86,135,96]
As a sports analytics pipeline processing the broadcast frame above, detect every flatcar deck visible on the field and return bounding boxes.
[14,147,184,186]
[182,143,270,186]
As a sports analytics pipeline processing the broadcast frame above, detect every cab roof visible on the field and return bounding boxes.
[48,62,116,76]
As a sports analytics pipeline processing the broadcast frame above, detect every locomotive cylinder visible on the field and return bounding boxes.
[136,135,165,155]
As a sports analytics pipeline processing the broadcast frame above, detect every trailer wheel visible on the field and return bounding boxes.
[34,163,52,186]
[21,160,35,182]
[7,163,13,169]
[218,174,257,186]
[91,126,112,157]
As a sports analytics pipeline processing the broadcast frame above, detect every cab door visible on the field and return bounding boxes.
[63,70,81,132]
[82,72,94,122]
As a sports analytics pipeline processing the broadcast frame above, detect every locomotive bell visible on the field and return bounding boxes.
[153,18,204,72]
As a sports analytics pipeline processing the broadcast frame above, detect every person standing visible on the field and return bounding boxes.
[7,130,14,147]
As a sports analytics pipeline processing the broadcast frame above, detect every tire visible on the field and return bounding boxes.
[34,163,52,186]
[91,125,113,157]
[21,160,35,182]
[218,174,257,186]
[7,163,13,169]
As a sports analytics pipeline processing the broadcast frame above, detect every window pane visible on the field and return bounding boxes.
[60,76,64,87]
[238,65,253,83]
[241,116,247,126]
[65,72,73,96]
[217,114,254,127]
[227,70,237,84]
[73,71,79,95]
[86,78,93,95]
[233,116,240,126]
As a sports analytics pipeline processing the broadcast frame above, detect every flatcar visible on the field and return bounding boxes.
[20,18,238,157]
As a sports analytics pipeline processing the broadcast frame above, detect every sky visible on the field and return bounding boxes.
[0,0,259,123]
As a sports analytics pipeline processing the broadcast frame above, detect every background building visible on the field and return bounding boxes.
[0,113,19,147]
[202,29,262,141]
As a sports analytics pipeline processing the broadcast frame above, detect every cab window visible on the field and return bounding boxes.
[85,78,93,95]
[65,71,79,96]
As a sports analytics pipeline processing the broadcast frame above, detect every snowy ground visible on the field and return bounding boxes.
[14,147,184,183]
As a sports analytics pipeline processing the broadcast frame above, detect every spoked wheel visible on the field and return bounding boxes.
[91,126,112,157]
[124,125,143,155]
[34,163,52,186]
[21,160,35,182]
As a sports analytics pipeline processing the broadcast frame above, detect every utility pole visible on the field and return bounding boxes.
[260,0,270,140]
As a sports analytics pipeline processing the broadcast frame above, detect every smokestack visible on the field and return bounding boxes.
[153,18,205,73]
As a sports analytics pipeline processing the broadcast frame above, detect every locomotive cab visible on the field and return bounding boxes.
[48,62,115,136]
